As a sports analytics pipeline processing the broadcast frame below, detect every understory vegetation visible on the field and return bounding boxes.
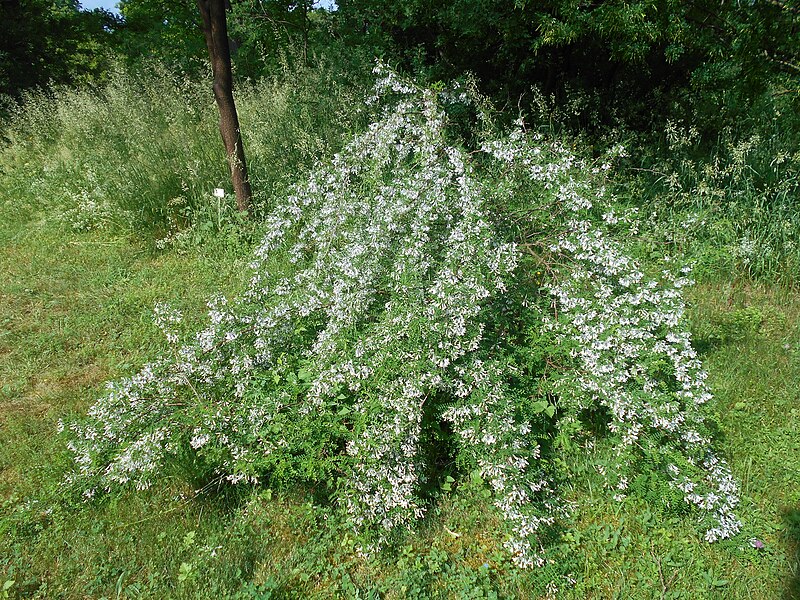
[0,59,367,246]
[1,1,800,597]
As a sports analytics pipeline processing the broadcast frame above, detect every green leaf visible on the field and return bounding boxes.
[178,562,193,582]
[530,400,549,414]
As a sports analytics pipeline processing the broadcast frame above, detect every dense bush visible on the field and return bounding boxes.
[335,0,799,131]
[62,68,740,567]
[0,0,118,100]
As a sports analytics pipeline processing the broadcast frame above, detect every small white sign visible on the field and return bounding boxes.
[213,188,225,198]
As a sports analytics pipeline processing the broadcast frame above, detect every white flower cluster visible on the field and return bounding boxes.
[62,64,524,541]
[483,131,740,543]
[547,220,741,540]
[62,64,739,568]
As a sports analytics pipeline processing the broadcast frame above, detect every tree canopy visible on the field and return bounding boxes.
[335,0,800,131]
[4,0,797,133]
[0,0,118,98]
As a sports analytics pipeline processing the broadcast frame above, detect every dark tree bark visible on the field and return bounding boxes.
[197,0,252,215]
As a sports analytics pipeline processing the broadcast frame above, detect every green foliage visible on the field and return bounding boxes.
[49,70,742,574]
[620,99,800,285]
[336,0,799,136]
[1,580,14,600]
[115,0,206,74]
[238,57,371,214]
[112,0,341,79]
[0,77,799,599]
[0,0,117,100]
[2,0,800,590]
[514,47,800,286]
[227,0,319,77]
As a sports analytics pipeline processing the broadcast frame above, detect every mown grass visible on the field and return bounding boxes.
[1,191,799,598]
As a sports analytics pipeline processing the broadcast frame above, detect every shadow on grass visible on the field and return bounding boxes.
[785,508,800,599]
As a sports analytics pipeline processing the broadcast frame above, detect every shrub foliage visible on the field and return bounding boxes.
[62,67,741,567]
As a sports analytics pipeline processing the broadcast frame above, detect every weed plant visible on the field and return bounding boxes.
[630,116,800,285]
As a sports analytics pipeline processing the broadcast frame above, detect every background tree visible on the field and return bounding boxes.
[0,0,117,100]
[197,0,252,214]
[227,0,322,77]
[116,0,206,74]
[334,0,800,135]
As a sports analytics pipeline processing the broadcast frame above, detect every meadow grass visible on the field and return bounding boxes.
[0,61,366,248]
[1,197,799,598]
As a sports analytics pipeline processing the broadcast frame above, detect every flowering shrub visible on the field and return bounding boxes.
[62,65,740,567]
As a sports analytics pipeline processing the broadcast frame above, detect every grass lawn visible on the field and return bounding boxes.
[1,203,798,598]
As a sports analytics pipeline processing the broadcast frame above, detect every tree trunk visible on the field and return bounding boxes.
[197,0,252,216]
